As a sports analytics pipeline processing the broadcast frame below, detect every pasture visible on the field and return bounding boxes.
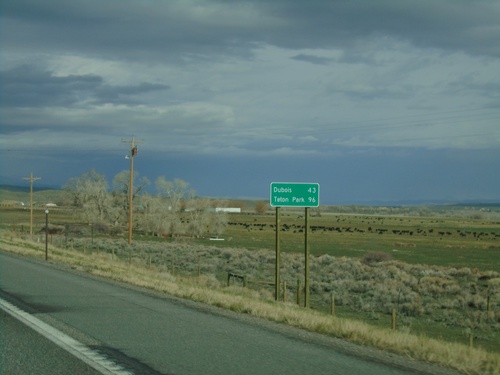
[209,209,500,273]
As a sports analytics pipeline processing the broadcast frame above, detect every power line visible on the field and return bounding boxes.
[332,106,498,125]
[299,107,500,136]
[253,107,500,145]
[335,131,500,146]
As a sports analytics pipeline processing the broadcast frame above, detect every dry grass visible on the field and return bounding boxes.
[1,232,499,375]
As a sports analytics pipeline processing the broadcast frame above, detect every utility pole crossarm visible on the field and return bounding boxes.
[121,136,144,157]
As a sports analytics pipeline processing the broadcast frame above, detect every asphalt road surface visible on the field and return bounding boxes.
[0,251,457,375]
[0,309,102,374]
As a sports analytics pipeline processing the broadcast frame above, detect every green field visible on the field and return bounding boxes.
[204,210,500,273]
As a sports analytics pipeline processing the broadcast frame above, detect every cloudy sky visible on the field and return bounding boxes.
[1,0,499,205]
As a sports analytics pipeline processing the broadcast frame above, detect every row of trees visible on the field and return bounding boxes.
[63,169,229,238]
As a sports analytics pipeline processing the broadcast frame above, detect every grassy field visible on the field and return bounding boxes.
[1,190,499,364]
[3,204,499,272]
[206,209,500,273]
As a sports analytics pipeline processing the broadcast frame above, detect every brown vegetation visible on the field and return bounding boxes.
[0,231,499,375]
[17,231,499,353]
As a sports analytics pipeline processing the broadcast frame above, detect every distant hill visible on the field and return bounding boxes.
[0,185,29,193]
[338,198,500,208]
[452,201,500,208]
[0,184,58,193]
[0,185,62,205]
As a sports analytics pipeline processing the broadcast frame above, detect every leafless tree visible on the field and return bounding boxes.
[210,204,228,238]
[63,169,110,224]
[111,170,150,226]
[155,177,194,237]
[139,193,165,237]
[255,201,269,214]
[185,198,212,238]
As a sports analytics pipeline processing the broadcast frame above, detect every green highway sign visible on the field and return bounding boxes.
[270,182,320,207]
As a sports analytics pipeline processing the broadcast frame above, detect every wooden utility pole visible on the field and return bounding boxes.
[22,172,41,237]
[121,136,143,245]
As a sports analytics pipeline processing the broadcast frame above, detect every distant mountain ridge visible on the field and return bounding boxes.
[0,184,59,193]
[346,198,500,207]
[1,184,499,207]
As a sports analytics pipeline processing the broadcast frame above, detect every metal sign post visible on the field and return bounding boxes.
[304,207,310,307]
[275,206,281,301]
[270,182,319,306]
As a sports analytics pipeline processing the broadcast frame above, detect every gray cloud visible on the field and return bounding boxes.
[291,54,334,65]
[2,0,499,65]
[0,66,169,108]
[94,82,170,105]
[0,66,102,107]
[257,1,500,57]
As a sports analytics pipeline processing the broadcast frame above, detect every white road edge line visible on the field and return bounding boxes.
[0,297,133,375]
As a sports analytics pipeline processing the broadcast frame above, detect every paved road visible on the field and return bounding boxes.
[0,252,451,375]
[0,309,101,374]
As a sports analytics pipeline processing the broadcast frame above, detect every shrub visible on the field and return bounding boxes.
[361,251,392,265]
[419,276,461,296]
[196,274,221,288]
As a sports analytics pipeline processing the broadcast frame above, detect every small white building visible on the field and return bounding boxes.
[215,207,241,213]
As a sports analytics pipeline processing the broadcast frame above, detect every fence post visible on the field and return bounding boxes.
[283,281,287,303]
[487,295,492,319]
[391,307,397,330]
[331,292,335,318]
[243,276,247,288]
[296,279,301,306]
[227,273,231,287]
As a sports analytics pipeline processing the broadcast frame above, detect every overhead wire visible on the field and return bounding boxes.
[279,106,500,143]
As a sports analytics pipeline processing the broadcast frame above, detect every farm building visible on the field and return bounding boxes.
[215,207,241,213]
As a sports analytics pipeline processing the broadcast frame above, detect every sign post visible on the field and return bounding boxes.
[304,206,310,308]
[270,182,319,306]
[275,206,280,301]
